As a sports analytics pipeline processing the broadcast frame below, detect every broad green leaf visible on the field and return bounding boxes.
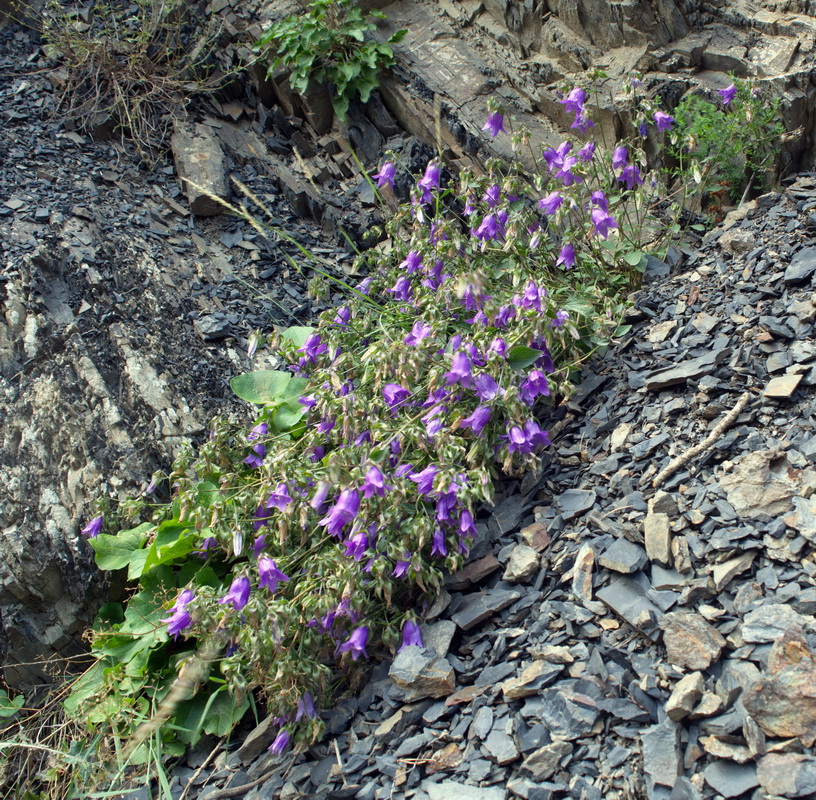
[64,662,107,718]
[282,376,310,401]
[196,481,220,507]
[127,549,149,581]
[0,690,24,718]
[281,325,315,348]
[93,602,125,633]
[89,522,152,572]
[624,250,644,266]
[506,345,543,370]
[172,686,251,746]
[230,370,292,404]
[272,402,306,432]
[332,93,350,121]
[141,521,196,575]
[389,28,408,43]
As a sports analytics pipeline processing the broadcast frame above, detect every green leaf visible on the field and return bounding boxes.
[196,481,220,507]
[230,370,292,404]
[89,522,152,572]
[332,93,350,121]
[281,325,315,348]
[172,686,250,746]
[272,402,306,432]
[506,345,544,370]
[141,521,196,576]
[624,250,645,266]
[64,662,107,718]
[389,28,408,43]
[0,690,24,719]
[93,602,125,633]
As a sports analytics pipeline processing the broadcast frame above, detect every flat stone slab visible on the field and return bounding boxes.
[450,588,522,631]
[644,349,727,391]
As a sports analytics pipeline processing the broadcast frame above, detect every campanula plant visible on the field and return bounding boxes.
[67,80,715,785]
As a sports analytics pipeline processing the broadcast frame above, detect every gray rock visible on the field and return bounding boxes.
[670,777,701,800]
[644,512,672,567]
[450,588,521,631]
[194,313,231,340]
[757,753,816,798]
[598,538,648,574]
[644,350,727,391]
[703,761,759,798]
[483,729,519,765]
[424,781,506,800]
[422,620,457,658]
[535,682,601,740]
[741,603,809,643]
[472,705,494,739]
[596,576,662,640]
[520,740,572,781]
[641,720,680,788]
[556,489,596,521]
[784,246,816,285]
[389,647,455,700]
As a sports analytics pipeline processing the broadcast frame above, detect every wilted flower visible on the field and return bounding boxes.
[258,558,289,593]
[719,83,737,106]
[373,160,396,190]
[400,619,423,650]
[338,626,369,660]
[82,516,103,538]
[482,111,506,137]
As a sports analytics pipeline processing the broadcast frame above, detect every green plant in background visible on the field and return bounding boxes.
[668,77,784,211]
[255,0,406,120]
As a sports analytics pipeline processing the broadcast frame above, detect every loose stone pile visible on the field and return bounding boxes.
[152,178,816,800]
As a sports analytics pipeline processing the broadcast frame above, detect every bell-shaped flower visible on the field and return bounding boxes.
[719,84,736,106]
[653,110,674,131]
[417,161,441,204]
[431,528,447,557]
[400,251,422,273]
[519,370,551,405]
[318,489,360,538]
[445,351,474,388]
[560,86,586,115]
[591,208,618,239]
[388,276,413,302]
[400,619,423,651]
[258,557,289,593]
[460,405,492,436]
[556,243,576,269]
[373,160,396,190]
[538,192,563,215]
[295,692,316,721]
[82,516,103,538]
[266,483,292,511]
[362,465,391,498]
[410,465,439,497]
[337,626,369,660]
[612,145,628,171]
[404,320,431,346]
[218,576,250,611]
[383,383,411,411]
[578,141,595,162]
[474,373,502,402]
[268,729,291,755]
[482,111,506,137]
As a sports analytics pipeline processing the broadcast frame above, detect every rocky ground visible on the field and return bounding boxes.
[3,0,816,796]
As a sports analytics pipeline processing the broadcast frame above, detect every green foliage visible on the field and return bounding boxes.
[0,689,25,719]
[668,78,784,206]
[254,0,406,120]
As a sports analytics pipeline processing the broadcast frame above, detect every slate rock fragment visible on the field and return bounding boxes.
[659,611,726,670]
[703,761,759,798]
[450,588,521,631]
[557,489,596,521]
[424,781,505,800]
[757,753,816,798]
[389,647,455,700]
[641,719,680,788]
[596,576,662,640]
[520,741,572,781]
[503,544,540,583]
[784,245,816,285]
[644,512,672,567]
[598,538,647,574]
[741,603,810,643]
[665,672,705,721]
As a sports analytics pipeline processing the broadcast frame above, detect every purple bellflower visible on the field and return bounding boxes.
[404,319,432,346]
[482,111,506,137]
[362,465,391,498]
[474,373,502,401]
[483,184,501,208]
[561,87,587,114]
[538,192,564,215]
[612,145,628,171]
[392,558,410,578]
[319,489,360,538]
[400,251,422,273]
[338,626,369,660]
[520,370,551,405]
[296,692,316,721]
[719,84,737,106]
[343,530,369,561]
[400,619,423,651]
[460,405,492,436]
[618,163,644,190]
[218,576,250,611]
[268,729,291,755]
[258,557,289,593]
[410,464,439,497]
[552,310,570,328]
[383,383,411,411]
[388,276,413,302]
[578,141,595,162]
[266,483,292,511]
[556,243,576,269]
[591,208,618,239]
[373,161,396,190]
[431,528,447,557]
[82,516,103,538]
[653,110,674,131]
[591,190,609,211]
[445,351,474,388]
[417,161,441,204]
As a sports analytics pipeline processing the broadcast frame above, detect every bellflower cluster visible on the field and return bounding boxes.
[243,422,268,469]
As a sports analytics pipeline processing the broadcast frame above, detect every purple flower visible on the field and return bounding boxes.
[530,338,555,373]
[519,370,551,405]
[196,536,219,556]
[310,482,331,511]
[524,419,552,448]
[484,184,501,208]
[474,373,502,401]
[719,84,737,106]
[460,405,491,436]
[591,208,618,239]
[355,277,373,295]
[388,276,413,302]
[431,528,447,557]
[268,729,291,755]
[299,394,317,408]
[445,351,474,388]
[556,242,576,269]
[218,576,250,611]
[394,463,414,478]
[319,489,359,538]
[252,535,267,556]
[82,516,103,538]
[522,280,544,312]
[343,530,369,561]
[612,145,628,170]
[578,141,595,162]
[490,337,507,358]
[495,305,515,328]
[295,692,316,721]
[561,87,587,114]
[474,212,500,242]
[570,112,594,133]
[310,446,325,462]
[436,491,458,525]
[653,110,674,132]
[383,383,411,411]
[162,607,193,640]
[459,510,478,539]
[266,483,292,511]
[410,465,439,496]
[618,163,643,190]
[333,306,351,327]
[253,503,271,531]
[258,557,289,593]
[591,190,609,211]
[338,626,369,660]
[392,559,410,578]
[482,111,506,137]
[362,465,391,499]
[538,192,564,215]
[552,310,570,329]
[373,161,396,190]
[404,320,432,346]
[299,333,328,363]
[401,251,422,273]
[638,121,649,137]
[400,620,423,651]
[464,196,477,216]
[417,161,441,204]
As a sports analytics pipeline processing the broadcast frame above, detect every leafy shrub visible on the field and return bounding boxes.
[668,78,784,207]
[254,0,406,120]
